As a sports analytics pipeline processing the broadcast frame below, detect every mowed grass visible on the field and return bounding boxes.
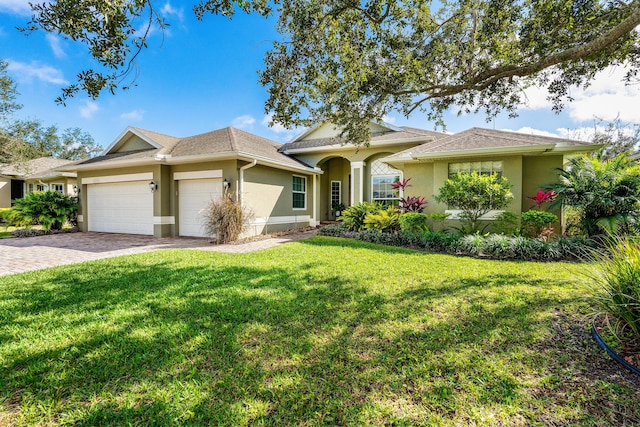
[0,236,638,426]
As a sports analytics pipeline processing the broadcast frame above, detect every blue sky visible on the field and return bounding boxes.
[1,0,639,149]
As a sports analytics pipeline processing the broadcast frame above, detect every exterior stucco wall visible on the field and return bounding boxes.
[292,143,419,169]
[243,165,314,235]
[0,177,10,208]
[118,135,154,152]
[522,155,563,211]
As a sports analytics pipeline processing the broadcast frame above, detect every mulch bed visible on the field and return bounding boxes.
[593,314,640,373]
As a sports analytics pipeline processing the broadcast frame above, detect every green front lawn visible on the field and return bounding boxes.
[0,237,638,425]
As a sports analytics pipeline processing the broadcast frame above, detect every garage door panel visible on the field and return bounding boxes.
[87,181,153,235]
[179,179,222,237]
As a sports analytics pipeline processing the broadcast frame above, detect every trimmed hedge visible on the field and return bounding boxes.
[318,225,596,261]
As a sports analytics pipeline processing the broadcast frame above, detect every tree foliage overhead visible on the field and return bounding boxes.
[23,0,640,144]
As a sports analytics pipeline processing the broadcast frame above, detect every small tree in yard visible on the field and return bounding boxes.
[436,172,513,234]
[202,193,252,244]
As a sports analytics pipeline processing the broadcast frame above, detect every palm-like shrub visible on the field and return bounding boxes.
[11,191,78,231]
[547,154,640,236]
[589,237,640,336]
[338,202,382,231]
[435,172,513,234]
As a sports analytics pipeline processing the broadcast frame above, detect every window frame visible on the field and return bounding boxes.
[292,175,307,210]
[448,161,504,178]
[330,180,341,208]
[371,174,402,204]
[50,183,65,194]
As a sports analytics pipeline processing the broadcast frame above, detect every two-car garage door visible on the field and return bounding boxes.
[85,174,222,237]
[87,181,154,235]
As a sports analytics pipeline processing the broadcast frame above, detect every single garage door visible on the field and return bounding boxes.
[87,181,154,235]
[179,178,223,237]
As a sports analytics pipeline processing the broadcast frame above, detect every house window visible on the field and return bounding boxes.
[292,176,306,209]
[27,183,34,193]
[51,183,64,194]
[36,184,45,191]
[331,181,341,208]
[371,159,402,204]
[448,161,503,178]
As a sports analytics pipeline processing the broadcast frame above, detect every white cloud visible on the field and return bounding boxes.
[261,113,302,142]
[382,115,397,125]
[46,34,66,58]
[161,2,184,21]
[0,0,32,14]
[79,100,99,119]
[519,66,640,123]
[501,127,561,138]
[6,60,68,85]
[120,109,145,122]
[231,114,256,129]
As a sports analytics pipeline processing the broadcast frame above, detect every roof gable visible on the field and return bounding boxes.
[293,121,402,142]
[102,127,179,155]
[385,127,598,161]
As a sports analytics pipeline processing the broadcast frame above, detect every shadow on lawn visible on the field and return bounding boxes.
[1,249,639,425]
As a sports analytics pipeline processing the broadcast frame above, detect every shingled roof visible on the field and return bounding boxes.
[0,157,75,178]
[385,127,597,161]
[279,126,446,152]
[67,126,315,172]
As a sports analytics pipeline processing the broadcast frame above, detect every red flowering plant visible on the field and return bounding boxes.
[527,190,556,210]
[392,178,427,213]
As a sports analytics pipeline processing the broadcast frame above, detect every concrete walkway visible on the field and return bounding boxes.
[0,229,318,277]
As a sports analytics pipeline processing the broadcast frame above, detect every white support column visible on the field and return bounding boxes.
[311,174,320,227]
[350,161,366,205]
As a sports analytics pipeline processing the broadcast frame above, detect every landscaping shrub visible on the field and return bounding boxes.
[339,202,381,231]
[484,233,515,258]
[10,191,78,231]
[435,171,513,234]
[588,237,640,336]
[458,233,487,256]
[364,207,401,233]
[521,210,558,238]
[202,194,252,244]
[428,212,450,232]
[0,208,11,224]
[419,231,460,253]
[318,223,350,237]
[493,211,520,236]
[399,212,429,233]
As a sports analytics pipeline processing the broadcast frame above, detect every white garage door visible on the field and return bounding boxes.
[87,181,154,235]
[179,178,223,237]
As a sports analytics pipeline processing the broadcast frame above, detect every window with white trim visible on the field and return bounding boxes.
[292,176,306,209]
[331,181,341,208]
[448,161,503,178]
[51,183,64,194]
[371,159,402,204]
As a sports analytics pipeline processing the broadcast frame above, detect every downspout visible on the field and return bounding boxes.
[238,159,257,207]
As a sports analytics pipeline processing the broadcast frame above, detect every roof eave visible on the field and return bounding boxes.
[100,127,165,156]
[411,144,559,160]
[281,136,434,154]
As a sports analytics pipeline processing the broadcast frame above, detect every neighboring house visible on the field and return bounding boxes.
[0,157,78,208]
[56,123,599,238]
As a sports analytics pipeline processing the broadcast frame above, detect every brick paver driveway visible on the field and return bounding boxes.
[0,230,318,277]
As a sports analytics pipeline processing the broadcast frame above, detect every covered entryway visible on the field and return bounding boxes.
[178,178,223,237]
[87,181,154,235]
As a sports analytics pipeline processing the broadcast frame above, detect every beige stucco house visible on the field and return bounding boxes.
[55,122,598,238]
[0,157,77,208]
